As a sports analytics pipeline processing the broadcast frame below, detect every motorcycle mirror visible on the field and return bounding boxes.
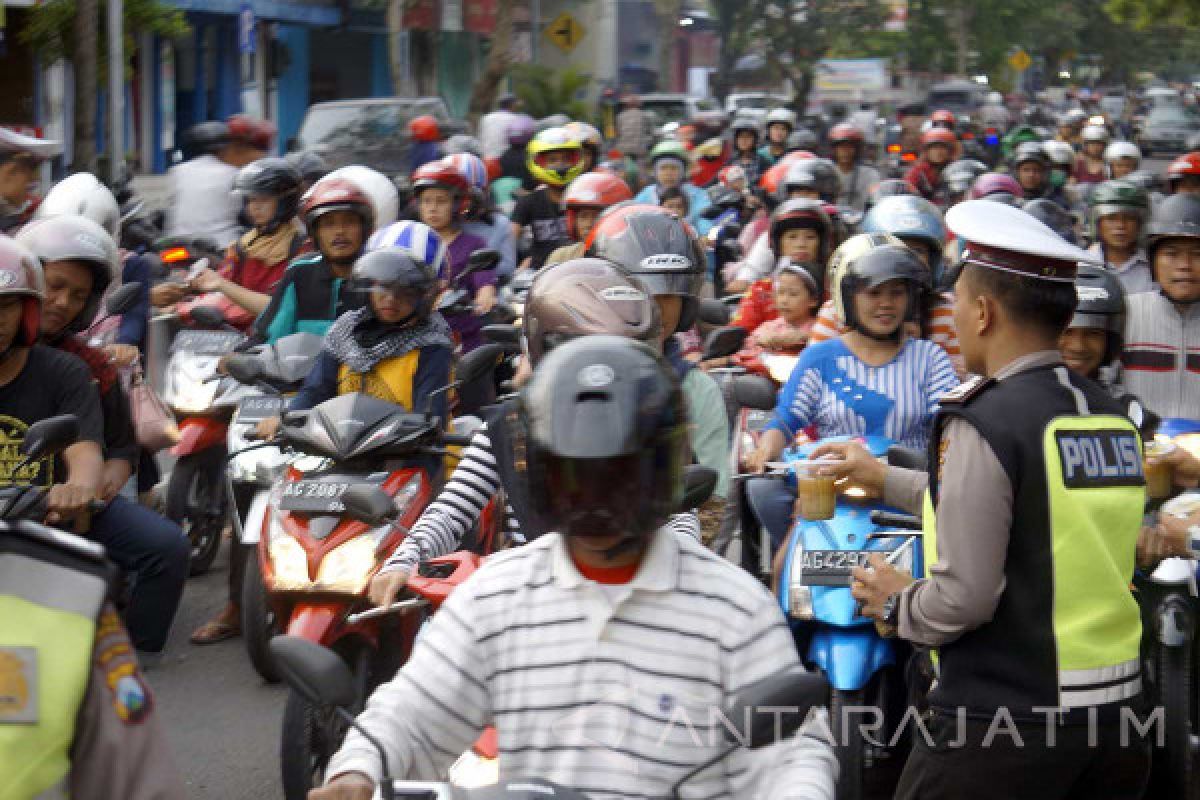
[458,343,504,386]
[724,666,830,748]
[732,375,776,412]
[482,324,520,348]
[698,299,732,327]
[702,326,746,360]
[489,303,518,325]
[269,636,357,708]
[105,282,142,316]
[19,415,80,462]
[463,248,501,278]
[224,355,263,386]
[340,485,398,527]
[680,465,717,511]
[189,305,227,329]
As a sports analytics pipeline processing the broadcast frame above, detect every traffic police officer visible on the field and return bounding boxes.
[820,200,1151,799]
[0,128,59,234]
[1,521,185,799]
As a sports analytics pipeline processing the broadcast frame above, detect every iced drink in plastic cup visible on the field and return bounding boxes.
[795,461,837,520]
[1144,438,1176,500]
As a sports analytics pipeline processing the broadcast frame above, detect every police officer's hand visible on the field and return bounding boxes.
[368,568,412,609]
[104,344,140,368]
[308,772,375,800]
[851,553,914,620]
[46,482,99,530]
[1137,516,1193,568]
[1159,446,1200,489]
[808,440,886,497]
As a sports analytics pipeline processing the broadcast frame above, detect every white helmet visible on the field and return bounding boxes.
[324,166,399,232]
[1104,141,1142,168]
[1043,140,1076,170]
[987,92,1004,106]
[1082,124,1110,144]
[35,173,120,239]
[765,108,798,129]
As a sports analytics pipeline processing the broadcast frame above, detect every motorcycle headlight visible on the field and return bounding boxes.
[316,536,377,594]
[267,534,311,590]
[171,380,220,414]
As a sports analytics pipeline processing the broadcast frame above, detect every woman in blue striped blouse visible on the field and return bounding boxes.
[749,239,959,472]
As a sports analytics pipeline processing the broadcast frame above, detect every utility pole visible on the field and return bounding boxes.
[108,0,124,180]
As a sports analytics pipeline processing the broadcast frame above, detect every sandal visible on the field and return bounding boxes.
[190,619,241,645]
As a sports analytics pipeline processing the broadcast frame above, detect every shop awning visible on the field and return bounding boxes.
[168,0,340,26]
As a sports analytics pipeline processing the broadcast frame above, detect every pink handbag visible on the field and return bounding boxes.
[128,362,179,452]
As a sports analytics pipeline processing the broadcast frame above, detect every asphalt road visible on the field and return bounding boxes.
[150,540,287,800]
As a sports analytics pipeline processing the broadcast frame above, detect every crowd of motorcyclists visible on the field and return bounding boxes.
[4,81,1200,800]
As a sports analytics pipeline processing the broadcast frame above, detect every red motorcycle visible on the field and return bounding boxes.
[239,349,504,799]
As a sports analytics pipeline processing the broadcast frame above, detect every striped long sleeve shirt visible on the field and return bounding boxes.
[381,424,701,575]
[329,529,838,800]
[766,336,958,451]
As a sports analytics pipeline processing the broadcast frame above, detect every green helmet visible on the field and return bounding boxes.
[1001,124,1042,161]
[1089,179,1149,229]
[649,139,691,167]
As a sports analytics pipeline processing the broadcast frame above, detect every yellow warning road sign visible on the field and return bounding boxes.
[545,12,585,53]
[1009,49,1032,72]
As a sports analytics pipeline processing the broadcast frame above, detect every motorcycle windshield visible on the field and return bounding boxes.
[284,393,435,461]
[263,332,324,387]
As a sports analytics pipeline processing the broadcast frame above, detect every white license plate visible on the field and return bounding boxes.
[279,475,380,514]
[236,395,283,422]
[799,550,874,586]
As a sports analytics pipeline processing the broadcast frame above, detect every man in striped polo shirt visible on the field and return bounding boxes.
[315,337,837,800]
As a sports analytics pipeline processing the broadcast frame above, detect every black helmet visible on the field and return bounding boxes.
[285,150,329,187]
[183,121,230,159]
[832,242,925,340]
[1023,198,1077,244]
[234,158,304,234]
[522,335,687,553]
[769,198,833,265]
[786,128,820,153]
[1070,263,1126,365]
[1011,141,1048,169]
[585,204,705,332]
[351,247,439,325]
[942,159,989,197]
[1146,193,1200,261]
[779,158,841,204]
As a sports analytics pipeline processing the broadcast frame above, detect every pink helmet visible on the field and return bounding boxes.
[968,172,1025,201]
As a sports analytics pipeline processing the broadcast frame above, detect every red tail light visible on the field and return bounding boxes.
[161,247,191,264]
[901,152,917,162]
[887,144,902,154]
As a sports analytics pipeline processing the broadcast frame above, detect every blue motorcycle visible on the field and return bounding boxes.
[1139,418,1200,799]
[748,435,923,800]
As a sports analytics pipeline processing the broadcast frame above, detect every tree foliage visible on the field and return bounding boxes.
[20,0,189,81]
[710,0,884,108]
[510,64,593,122]
[1106,0,1200,29]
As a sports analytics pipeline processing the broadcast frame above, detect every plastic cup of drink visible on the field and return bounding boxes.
[1144,438,1176,500]
[794,460,838,521]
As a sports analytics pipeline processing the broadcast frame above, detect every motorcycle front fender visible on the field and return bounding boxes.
[284,603,345,648]
[172,417,228,457]
[808,626,897,693]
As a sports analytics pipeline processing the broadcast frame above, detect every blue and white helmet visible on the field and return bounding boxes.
[860,195,946,283]
[367,220,447,279]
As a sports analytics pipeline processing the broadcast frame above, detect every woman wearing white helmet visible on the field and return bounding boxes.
[35,172,120,239]
[1074,124,1110,185]
[1104,141,1142,180]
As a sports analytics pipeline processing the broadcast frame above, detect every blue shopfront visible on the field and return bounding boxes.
[142,0,393,173]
